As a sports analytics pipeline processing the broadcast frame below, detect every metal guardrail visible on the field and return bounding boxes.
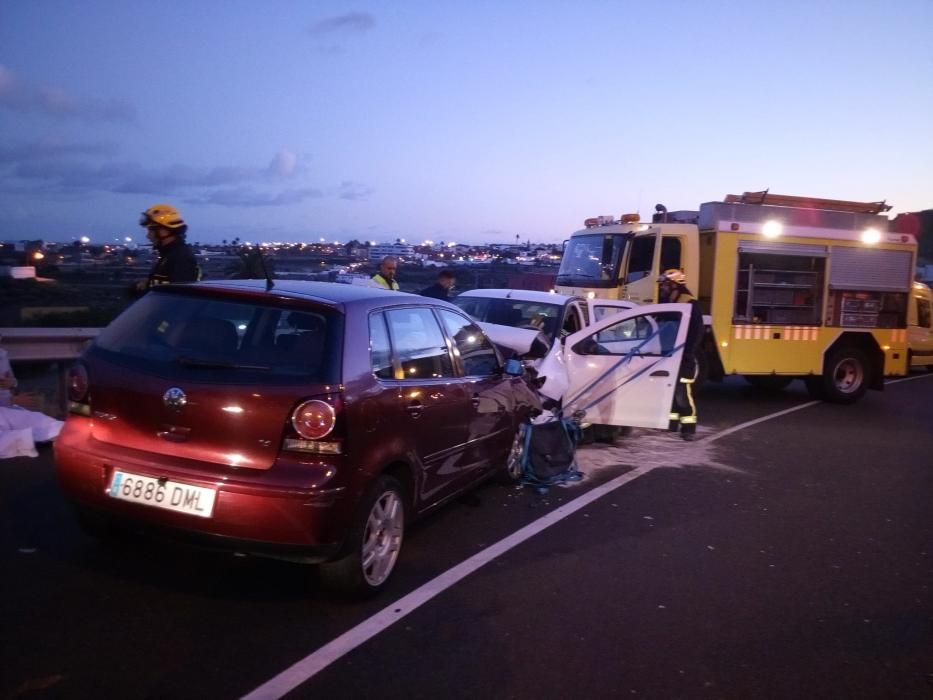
[0,327,101,362]
[1,328,102,418]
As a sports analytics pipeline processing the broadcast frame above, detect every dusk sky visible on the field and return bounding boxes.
[1,1,931,246]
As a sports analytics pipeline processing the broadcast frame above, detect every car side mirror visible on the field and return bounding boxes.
[503,358,524,376]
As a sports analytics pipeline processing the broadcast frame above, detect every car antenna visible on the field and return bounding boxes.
[258,251,274,291]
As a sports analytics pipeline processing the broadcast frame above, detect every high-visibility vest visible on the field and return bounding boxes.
[372,274,399,291]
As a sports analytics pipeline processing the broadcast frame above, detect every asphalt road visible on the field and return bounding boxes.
[2,375,932,699]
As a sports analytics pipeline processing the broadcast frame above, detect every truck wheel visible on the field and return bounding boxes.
[744,375,794,393]
[818,347,871,404]
[318,475,405,597]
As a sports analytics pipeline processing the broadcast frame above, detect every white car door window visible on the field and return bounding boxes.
[588,299,637,325]
[550,303,690,430]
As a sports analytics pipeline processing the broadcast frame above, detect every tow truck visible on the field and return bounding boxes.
[556,191,918,402]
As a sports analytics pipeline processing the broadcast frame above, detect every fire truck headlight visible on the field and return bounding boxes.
[861,227,882,245]
[762,220,783,239]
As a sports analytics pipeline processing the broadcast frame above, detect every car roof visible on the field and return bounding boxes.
[455,288,577,304]
[163,279,439,309]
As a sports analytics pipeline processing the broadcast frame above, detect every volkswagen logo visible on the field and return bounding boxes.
[163,387,188,411]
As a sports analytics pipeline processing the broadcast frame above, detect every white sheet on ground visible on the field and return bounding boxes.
[0,407,64,459]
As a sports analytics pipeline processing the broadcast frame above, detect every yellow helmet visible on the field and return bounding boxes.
[658,268,687,285]
[140,203,186,229]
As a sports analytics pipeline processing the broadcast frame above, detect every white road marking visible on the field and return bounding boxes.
[242,378,931,699]
[886,373,933,386]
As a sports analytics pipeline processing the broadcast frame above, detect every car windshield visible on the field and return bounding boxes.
[92,291,341,383]
[452,296,563,335]
[556,233,629,288]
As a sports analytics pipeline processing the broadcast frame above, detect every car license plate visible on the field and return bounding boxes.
[109,471,216,518]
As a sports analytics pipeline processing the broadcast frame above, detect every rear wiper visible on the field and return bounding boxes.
[176,355,271,371]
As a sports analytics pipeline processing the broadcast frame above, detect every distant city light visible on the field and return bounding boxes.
[79,236,90,244]
[125,237,132,243]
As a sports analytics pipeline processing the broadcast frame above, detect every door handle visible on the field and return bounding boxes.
[471,394,480,409]
[649,370,670,377]
[406,401,424,418]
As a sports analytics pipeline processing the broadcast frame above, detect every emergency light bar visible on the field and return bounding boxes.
[584,214,640,228]
[584,215,617,228]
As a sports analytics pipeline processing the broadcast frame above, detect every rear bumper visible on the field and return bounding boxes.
[55,433,352,556]
[71,503,342,563]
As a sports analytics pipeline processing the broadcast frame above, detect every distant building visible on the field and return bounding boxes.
[369,243,414,261]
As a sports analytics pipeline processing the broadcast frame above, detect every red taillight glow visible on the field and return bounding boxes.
[68,363,89,402]
[291,399,336,440]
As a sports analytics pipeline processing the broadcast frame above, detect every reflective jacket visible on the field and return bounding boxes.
[371,273,399,291]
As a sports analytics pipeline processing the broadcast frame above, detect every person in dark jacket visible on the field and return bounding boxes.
[657,268,705,440]
[136,203,199,292]
[420,269,456,300]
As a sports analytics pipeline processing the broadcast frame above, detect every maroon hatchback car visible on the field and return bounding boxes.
[55,280,538,594]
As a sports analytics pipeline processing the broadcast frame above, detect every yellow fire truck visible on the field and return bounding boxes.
[555,191,918,403]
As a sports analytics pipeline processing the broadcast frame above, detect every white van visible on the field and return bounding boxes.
[908,281,933,370]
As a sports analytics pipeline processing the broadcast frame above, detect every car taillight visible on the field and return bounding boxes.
[291,399,336,440]
[284,397,343,455]
[67,362,91,416]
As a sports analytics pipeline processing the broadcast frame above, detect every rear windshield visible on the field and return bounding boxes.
[91,291,341,384]
[452,297,562,335]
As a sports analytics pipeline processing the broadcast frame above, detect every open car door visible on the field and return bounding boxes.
[553,303,690,430]
[586,298,637,326]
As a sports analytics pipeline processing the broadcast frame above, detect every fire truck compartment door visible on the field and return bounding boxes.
[560,303,690,430]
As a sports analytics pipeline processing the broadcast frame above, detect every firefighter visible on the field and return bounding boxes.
[136,203,199,292]
[657,268,705,440]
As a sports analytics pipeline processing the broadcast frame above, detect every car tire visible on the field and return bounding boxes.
[499,423,527,484]
[318,475,405,597]
[818,347,871,404]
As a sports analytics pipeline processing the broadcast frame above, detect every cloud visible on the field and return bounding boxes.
[308,12,375,35]
[338,181,374,201]
[187,187,322,207]
[0,144,338,208]
[267,149,299,177]
[0,65,136,123]
[0,138,118,163]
